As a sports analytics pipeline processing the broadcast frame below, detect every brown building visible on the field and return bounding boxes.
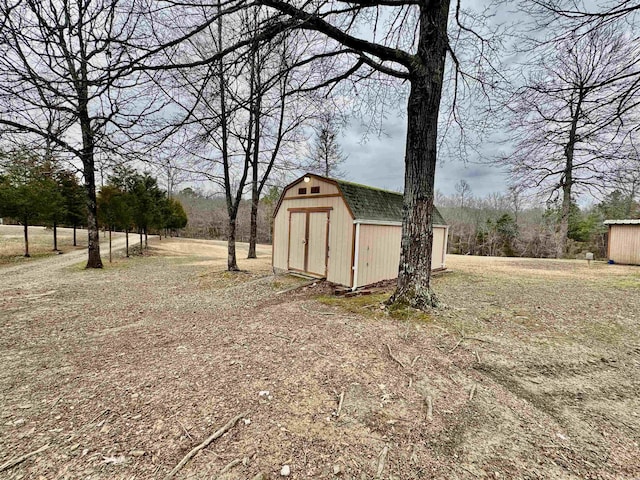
[272,174,448,289]
[605,219,640,265]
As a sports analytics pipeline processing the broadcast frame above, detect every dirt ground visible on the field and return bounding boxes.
[1,236,639,479]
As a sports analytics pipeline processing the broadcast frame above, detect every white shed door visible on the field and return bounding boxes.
[287,209,330,277]
[307,211,329,276]
[288,212,306,271]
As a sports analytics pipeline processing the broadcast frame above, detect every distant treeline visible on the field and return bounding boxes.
[175,186,280,244]
[436,189,639,259]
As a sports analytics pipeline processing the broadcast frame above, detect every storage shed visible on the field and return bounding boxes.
[272,174,448,289]
[605,219,640,265]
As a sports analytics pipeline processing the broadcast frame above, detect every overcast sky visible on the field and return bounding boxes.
[338,114,506,198]
[333,0,516,198]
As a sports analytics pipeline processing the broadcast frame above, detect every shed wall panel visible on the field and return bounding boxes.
[356,224,401,287]
[288,212,306,270]
[432,227,446,269]
[608,225,640,265]
[355,225,449,288]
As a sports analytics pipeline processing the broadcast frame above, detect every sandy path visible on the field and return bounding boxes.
[0,233,132,288]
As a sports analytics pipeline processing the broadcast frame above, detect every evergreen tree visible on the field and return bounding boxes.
[0,160,51,257]
[306,113,346,178]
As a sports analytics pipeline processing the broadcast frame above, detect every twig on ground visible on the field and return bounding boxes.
[49,396,62,411]
[432,324,455,337]
[449,337,464,354]
[469,384,477,401]
[460,465,479,477]
[426,396,433,421]
[217,457,243,477]
[0,444,50,472]
[411,355,421,368]
[164,411,248,480]
[465,336,492,344]
[275,279,317,295]
[300,304,336,315]
[385,344,406,369]
[336,391,345,417]
[176,419,193,441]
[475,351,481,363]
[376,446,388,479]
[269,332,293,342]
[89,409,110,425]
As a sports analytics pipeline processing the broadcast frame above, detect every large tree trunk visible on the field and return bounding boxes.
[556,180,572,258]
[73,225,77,247]
[556,94,581,259]
[390,0,450,309]
[125,229,129,257]
[228,216,239,271]
[84,170,102,268]
[109,227,112,263]
[23,220,30,257]
[248,192,259,259]
[53,221,58,251]
[80,120,102,268]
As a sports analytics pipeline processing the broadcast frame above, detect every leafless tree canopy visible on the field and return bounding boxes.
[495,21,640,257]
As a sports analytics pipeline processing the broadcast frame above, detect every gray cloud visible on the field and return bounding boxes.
[340,118,508,198]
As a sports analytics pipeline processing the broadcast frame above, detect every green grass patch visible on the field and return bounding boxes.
[579,320,629,346]
[0,251,57,266]
[609,277,640,289]
[316,293,433,323]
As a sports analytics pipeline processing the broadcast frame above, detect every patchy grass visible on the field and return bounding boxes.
[609,277,640,289]
[0,251,58,266]
[317,292,433,323]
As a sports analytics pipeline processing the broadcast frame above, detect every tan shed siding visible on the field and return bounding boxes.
[272,207,289,270]
[355,225,449,288]
[356,224,401,287]
[272,195,353,285]
[284,177,340,197]
[432,227,446,269]
[326,203,354,286]
[608,225,640,265]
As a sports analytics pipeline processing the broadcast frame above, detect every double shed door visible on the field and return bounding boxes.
[288,209,331,277]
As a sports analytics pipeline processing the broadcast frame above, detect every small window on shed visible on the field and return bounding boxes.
[311,186,320,194]
[298,187,307,194]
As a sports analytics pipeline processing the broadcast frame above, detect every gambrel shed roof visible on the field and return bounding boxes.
[274,174,446,226]
[334,179,447,225]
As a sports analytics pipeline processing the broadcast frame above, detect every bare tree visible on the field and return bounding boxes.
[305,111,347,178]
[246,27,317,259]
[156,3,308,269]
[0,0,162,268]
[115,0,501,307]
[527,0,640,32]
[240,0,499,308]
[455,179,472,209]
[497,26,640,257]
